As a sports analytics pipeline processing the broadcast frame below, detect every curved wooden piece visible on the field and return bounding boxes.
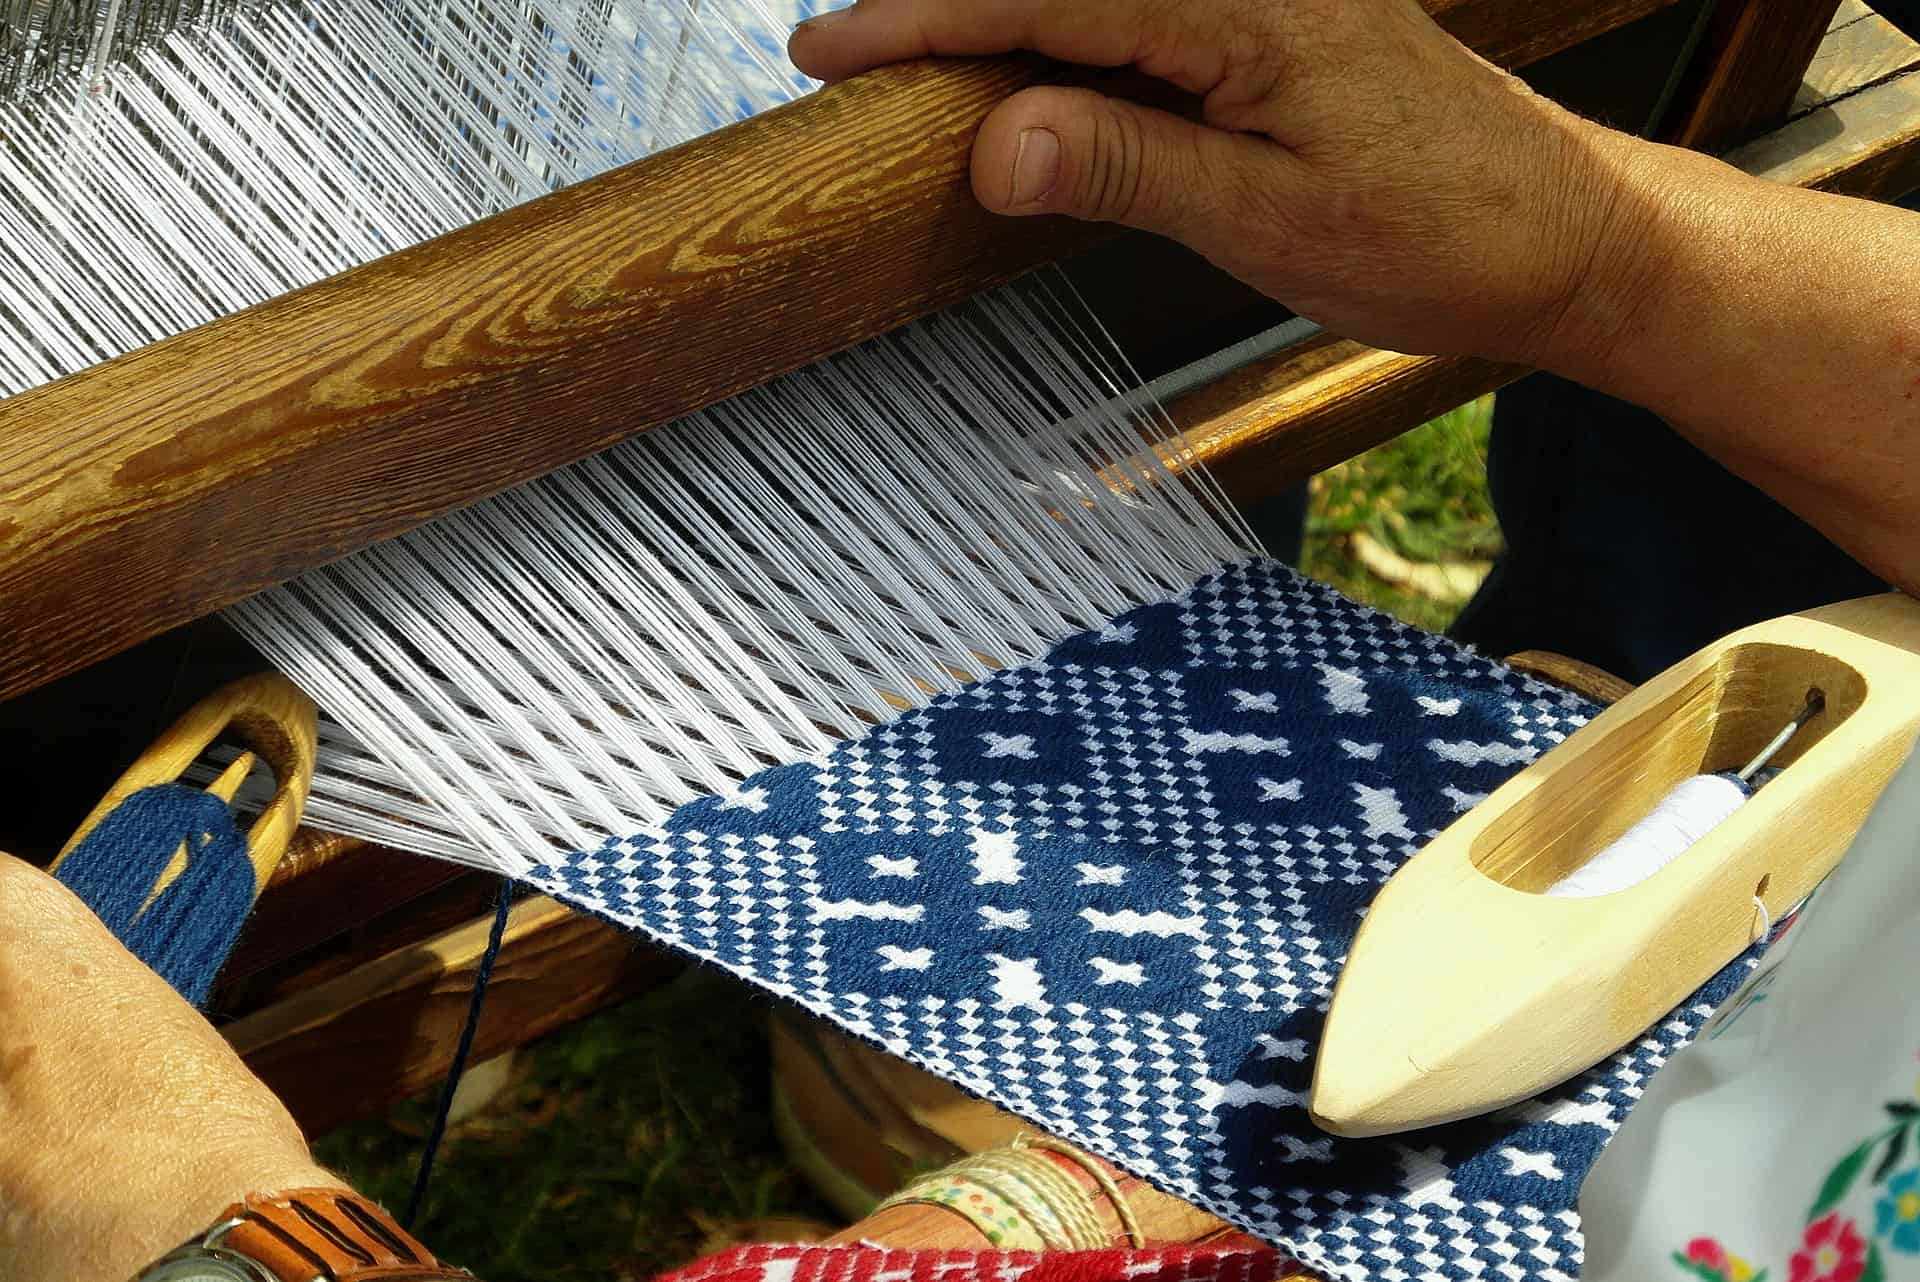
[51,672,318,893]
[1313,593,1920,1136]
[1502,650,1635,706]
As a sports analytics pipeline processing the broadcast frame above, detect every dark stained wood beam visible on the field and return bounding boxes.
[1660,0,1845,150]
[227,893,680,1137]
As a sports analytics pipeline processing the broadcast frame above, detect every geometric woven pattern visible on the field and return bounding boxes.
[529,559,1752,1282]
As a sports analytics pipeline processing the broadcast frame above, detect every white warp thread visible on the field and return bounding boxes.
[0,0,827,394]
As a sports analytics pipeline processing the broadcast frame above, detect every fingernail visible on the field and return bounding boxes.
[792,5,851,33]
[1009,127,1061,207]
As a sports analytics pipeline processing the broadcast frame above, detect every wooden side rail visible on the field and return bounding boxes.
[227,893,679,1136]
[1659,0,1846,151]
[0,0,1684,705]
[1732,48,1920,198]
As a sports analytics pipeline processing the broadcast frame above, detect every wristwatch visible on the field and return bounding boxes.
[133,1187,473,1281]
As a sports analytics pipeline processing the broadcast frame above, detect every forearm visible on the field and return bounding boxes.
[1542,131,1920,593]
[0,854,347,1282]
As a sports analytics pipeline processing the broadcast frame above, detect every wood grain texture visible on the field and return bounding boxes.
[218,830,471,987]
[0,56,1099,705]
[1727,66,1920,197]
[221,868,504,1013]
[1831,0,1877,30]
[1794,8,1920,113]
[1660,0,1845,151]
[1313,594,1920,1136]
[1166,337,1523,506]
[226,893,678,1136]
[0,0,1686,707]
[1503,651,1636,706]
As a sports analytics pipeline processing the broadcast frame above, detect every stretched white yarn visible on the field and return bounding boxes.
[2,0,1253,873]
[0,0,821,391]
[1546,774,1749,899]
[232,281,1251,872]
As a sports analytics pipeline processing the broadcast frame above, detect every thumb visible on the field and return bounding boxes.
[971,85,1279,247]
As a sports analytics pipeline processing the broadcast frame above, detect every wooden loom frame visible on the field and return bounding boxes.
[3,0,1919,1232]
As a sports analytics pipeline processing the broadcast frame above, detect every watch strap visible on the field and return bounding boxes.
[205,1188,470,1281]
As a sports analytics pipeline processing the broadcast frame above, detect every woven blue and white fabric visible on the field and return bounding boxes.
[528,558,1753,1282]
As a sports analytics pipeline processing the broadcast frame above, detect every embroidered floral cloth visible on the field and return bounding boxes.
[1580,747,1920,1282]
[530,559,1755,1281]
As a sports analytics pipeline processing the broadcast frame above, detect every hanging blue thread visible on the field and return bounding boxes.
[58,779,517,1229]
[55,783,255,1006]
[405,876,515,1230]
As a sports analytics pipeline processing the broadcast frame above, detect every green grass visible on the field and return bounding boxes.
[1302,394,1501,633]
[314,397,1503,1277]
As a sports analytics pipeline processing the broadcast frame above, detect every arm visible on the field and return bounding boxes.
[0,852,342,1282]
[791,0,1920,593]
[1550,147,1920,592]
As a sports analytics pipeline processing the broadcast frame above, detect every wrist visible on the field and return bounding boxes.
[1519,121,1730,388]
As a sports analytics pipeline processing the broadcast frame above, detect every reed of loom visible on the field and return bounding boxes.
[3,0,1918,1153]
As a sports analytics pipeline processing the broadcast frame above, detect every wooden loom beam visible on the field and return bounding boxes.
[0,0,1688,706]
[226,893,679,1136]
[196,15,1920,1279]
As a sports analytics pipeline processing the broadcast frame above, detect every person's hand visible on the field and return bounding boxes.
[789,0,1654,368]
[0,853,341,1282]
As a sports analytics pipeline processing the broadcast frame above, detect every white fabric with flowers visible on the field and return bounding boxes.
[1581,748,1920,1282]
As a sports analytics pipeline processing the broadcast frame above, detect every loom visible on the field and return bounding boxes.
[5,0,1920,1275]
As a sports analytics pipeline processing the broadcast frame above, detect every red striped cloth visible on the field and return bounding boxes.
[653,1243,1299,1282]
